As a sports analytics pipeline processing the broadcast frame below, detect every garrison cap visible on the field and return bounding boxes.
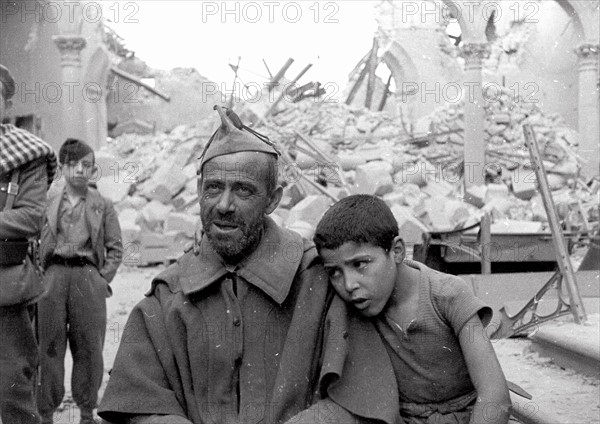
[0,64,16,100]
[199,105,280,170]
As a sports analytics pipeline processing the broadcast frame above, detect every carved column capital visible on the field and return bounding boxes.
[461,42,491,61]
[52,35,87,67]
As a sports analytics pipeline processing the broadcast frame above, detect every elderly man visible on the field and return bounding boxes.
[1,63,57,424]
[98,106,398,424]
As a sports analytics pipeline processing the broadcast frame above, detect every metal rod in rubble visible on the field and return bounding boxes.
[522,124,587,324]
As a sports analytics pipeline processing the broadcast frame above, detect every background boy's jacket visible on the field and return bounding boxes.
[40,186,123,285]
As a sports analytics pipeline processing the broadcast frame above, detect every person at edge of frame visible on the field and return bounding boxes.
[0,63,58,424]
[314,195,517,424]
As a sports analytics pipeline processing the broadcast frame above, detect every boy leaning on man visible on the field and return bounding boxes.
[314,194,514,424]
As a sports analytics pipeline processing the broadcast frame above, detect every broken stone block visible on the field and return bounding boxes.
[118,208,142,245]
[356,115,377,133]
[390,205,429,245]
[271,208,289,228]
[547,173,567,190]
[164,212,199,238]
[354,145,394,164]
[444,199,472,228]
[137,232,177,266]
[492,113,510,125]
[286,220,315,240]
[486,123,507,136]
[142,171,187,204]
[182,163,198,181]
[484,183,510,203]
[327,187,350,200]
[448,133,463,145]
[344,171,356,185]
[140,200,174,230]
[352,161,394,196]
[337,151,366,171]
[172,193,198,210]
[482,198,513,220]
[94,149,118,180]
[394,183,425,204]
[183,177,199,195]
[383,192,406,207]
[465,185,487,208]
[118,195,148,211]
[285,195,333,228]
[141,145,192,204]
[295,152,318,170]
[393,165,427,188]
[419,198,455,232]
[421,180,454,198]
[186,202,200,216]
[490,220,543,234]
[118,207,140,227]
[389,153,418,174]
[96,176,130,203]
[511,168,538,200]
[280,185,305,210]
[530,194,548,222]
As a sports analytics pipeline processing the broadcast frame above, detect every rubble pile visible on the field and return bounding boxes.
[102,91,598,266]
[259,101,410,148]
[426,85,580,178]
[97,123,212,265]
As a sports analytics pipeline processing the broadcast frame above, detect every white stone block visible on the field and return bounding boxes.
[285,195,334,228]
[352,161,394,196]
[390,205,429,244]
[164,212,199,238]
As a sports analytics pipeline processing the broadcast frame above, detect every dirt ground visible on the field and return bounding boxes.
[52,265,600,424]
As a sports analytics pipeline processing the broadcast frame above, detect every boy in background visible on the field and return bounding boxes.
[314,194,512,424]
[38,138,122,424]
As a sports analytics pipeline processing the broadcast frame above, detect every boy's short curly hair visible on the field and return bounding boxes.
[314,194,399,252]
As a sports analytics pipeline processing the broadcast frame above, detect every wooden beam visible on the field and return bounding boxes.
[110,67,170,101]
[262,64,312,121]
[262,59,273,79]
[377,73,393,111]
[364,38,379,109]
[345,60,368,105]
[267,58,294,92]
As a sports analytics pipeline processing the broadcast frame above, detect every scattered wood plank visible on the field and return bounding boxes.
[365,37,380,110]
[267,58,294,92]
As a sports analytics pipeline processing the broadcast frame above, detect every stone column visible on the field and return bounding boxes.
[461,42,490,189]
[575,43,599,178]
[53,34,87,141]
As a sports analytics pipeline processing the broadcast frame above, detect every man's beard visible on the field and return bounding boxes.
[201,212,264,262]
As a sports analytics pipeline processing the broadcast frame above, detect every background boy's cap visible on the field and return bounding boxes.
[0,64,16,100]
[59,138,94,164]
[199,105,279,168]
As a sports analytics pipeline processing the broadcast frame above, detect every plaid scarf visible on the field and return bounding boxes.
[0,123,57,186]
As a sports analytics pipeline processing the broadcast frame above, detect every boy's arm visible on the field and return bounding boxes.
[458,314,511,424]
[100,198,123,283]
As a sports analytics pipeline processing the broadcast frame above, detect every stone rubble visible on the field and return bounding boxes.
[99,91,598,266]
